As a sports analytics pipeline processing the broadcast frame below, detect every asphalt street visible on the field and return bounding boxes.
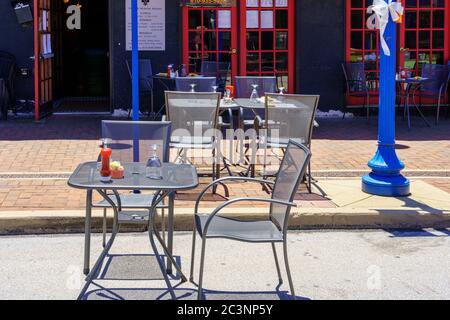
[0,229,449,300]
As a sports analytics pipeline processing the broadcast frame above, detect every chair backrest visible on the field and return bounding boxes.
[235,76,277,98]
[126,59,153,91]
[420,63,449,93]
[201,61,230,88]
[165,91,221,143]
[341,62,368,93]
[101,121,171,163]
[264,93,320,148]
[175,77,217,92]
[270,140,311,231]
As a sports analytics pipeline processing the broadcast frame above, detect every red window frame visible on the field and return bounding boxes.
[239,0,295,92]
[182,5,239,82]
[346,0,450,104]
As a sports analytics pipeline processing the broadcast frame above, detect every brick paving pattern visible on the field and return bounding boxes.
[0,115,449,211]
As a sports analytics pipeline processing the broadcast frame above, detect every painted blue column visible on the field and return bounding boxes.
[131,0,139,162]
[362,3,410,197]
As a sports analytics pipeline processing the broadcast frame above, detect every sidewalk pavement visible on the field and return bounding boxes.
[1,178,449,234]
[0,115,449,232]
[1,230,449,300]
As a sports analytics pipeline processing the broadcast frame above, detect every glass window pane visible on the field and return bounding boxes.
[276,10,288,29]
[351,0,364,8]
[433,0,445,8]
[204,32,216,51]
[246,10,259,28]
[419,10,431,28]
[406,0,417,7]
[276,52,288,71]
[405,11,417,28]
[418,30,430,48]
[247,53,260,72]
[351,10,363,29]
[405,31,417,49]
[261,52,274,71]
[350,52,363,62]
[203,10,217,29]
[365,31,377,50]
[247,32,259,50]
[261,11,274,29]
[261,31,274,50]
[433,10,444,28]
[432,30,444,49]
[419,0,431,8]
[188,10,201,29]
[275,0,288,8]
[276,31,288,50]
[261,0,273,7]
[218,32,231,51]
[247,0,259,8]
[432,51,444,64]
[351,31,363,49]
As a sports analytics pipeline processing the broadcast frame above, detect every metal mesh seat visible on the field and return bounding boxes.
[200,61,230,92]
[175,77,217,92]
[190,140,311,300]
[92,121,171,245]
[411,63,449,124]
[341,62,378,119]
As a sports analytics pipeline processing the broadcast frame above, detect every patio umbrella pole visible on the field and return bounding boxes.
[362,0,410,197]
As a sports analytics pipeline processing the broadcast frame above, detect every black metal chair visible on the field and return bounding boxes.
[190,139,311,300]
[341,62,378,119]
[125,59,156,119]
[411,63,449,125]
[0,51,16,119]
[200,61,230,93]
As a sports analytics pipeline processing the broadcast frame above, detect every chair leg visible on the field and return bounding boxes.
[189,226,197,282]
[271,243,283,284]
[436,96,441,125]
[283,239,296,300]
[307,163,312,194]
[366,94,370,121]
[102,208,107,248]
[197,237,207,300]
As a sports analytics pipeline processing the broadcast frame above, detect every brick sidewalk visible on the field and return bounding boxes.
[0,115,449,211]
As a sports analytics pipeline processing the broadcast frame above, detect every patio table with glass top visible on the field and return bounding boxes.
[67,161,198,300]
[396,77,433,129]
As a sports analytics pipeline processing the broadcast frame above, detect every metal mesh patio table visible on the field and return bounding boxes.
[68,162,198,300]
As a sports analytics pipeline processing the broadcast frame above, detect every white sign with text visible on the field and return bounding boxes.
[125,0,165,51]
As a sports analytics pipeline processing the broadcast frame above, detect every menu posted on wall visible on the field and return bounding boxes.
[126,0,165,51]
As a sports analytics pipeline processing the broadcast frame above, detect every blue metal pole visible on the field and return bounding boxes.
[362,2,410,197]
[131,0,139,162]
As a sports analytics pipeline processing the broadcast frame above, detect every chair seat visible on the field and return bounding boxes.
[195,215,283,242]
[94,193,161,208]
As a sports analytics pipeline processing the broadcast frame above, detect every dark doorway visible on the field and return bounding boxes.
[59,0,110,112]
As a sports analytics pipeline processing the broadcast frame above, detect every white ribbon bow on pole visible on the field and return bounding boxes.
[366,0,404,56]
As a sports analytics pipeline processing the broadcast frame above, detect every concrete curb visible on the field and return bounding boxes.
[1,207,450,235]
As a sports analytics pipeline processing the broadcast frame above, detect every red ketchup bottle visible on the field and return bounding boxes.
[100,146,112,181]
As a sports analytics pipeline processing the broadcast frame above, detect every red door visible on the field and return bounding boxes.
[239,0,295,92]
[182,4,239,82]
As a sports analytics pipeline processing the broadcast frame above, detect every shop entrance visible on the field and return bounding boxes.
[182,0,295,92]
[34,0,110,118]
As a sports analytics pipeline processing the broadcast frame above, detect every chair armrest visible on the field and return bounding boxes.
[200,197,297,235]
[161,115,167,121]
[195,177,275,213]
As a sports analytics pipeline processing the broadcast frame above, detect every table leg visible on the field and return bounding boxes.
[166,192,175,274]
[83,189,92,275]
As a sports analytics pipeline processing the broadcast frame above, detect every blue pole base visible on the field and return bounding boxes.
[362,173,410,197]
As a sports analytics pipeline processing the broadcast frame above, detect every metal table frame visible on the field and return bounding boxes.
[68,162,199,300]
[397,78,432,129]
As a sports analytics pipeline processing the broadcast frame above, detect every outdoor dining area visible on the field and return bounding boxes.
[67,67,320,299]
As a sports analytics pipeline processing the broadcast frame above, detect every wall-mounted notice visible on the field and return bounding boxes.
[126,0,165,51]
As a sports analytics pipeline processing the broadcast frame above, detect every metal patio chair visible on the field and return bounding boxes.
[235,76,277,130]
[341,62,378,119]
[175,77,217,93]
[126,59,156,118]
[164,91,228,196]
[190,139,311,300]
[260,93,320,193]
[410,63,449,125]
[200,61,230,93]
[0,51,16,119]
[92,120,172,247]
